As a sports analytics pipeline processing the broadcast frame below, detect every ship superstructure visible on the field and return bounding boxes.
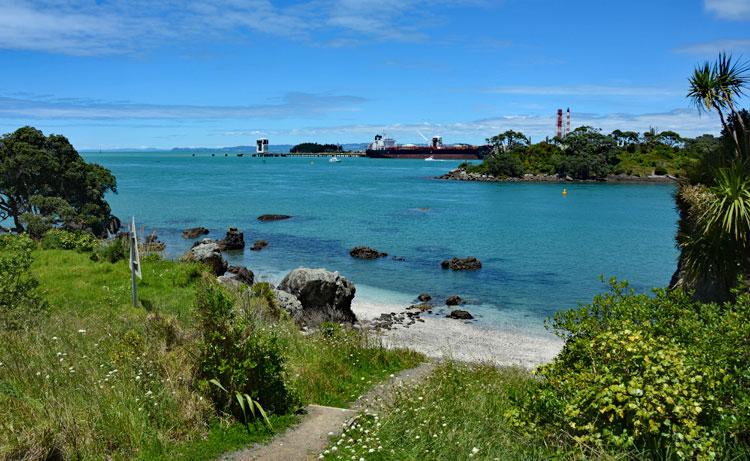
[365,134,488,160]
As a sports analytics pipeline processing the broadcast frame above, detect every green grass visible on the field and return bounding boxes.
[0,247,422,460]
[322,362,573,461]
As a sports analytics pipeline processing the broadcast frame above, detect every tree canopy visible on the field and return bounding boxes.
[0,126,118,236]
[289,142,342,153]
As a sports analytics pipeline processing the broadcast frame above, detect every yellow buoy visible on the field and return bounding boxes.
[562,188,568,196]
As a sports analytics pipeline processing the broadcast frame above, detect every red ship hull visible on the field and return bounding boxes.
[366,146,487,160]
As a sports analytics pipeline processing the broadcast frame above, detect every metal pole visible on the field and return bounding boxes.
[131,232,137,307]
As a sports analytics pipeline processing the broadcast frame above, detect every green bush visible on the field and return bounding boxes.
[486,148,524,177]
[512,281,750,459]
[0,234,47,329]
[90,237,128,263]
[41,229,99,252]
[194,277,299,418]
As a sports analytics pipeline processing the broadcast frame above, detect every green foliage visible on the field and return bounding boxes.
[485,148,524,177]
[41,228,99,252]
[556,126,619,179]
[0,126,118,235]
[0,234,47,330]
[512,281,750,459]
[90,236,129,263]
[290,142,342,153]
[194,277,299,417]
[209,379,272,431]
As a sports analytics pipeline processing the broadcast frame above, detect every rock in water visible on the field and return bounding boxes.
[446,309,474,320]
[417,293,432,302]
[440,257,482,271]
[251,240,268,251]
[349,246,388,259]
[182,227,209,239]
[182,240,227,275]
[226,265,254,285]
[258,214,291,222]
[446,295,464,306]
[278,268,357,324]
[219,227,245,251]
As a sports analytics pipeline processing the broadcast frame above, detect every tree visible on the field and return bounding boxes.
[656,130,683,148]
[673,54,750,302]
[486,130,530,151]
[485,148,524,177]
[556,126,619,179]
[0,126,118,235]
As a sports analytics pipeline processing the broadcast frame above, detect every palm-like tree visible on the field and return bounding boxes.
[674,53,750,301]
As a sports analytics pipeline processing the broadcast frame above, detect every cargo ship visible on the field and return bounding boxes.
[365,134,489,160]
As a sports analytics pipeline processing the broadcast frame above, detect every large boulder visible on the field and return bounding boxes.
[258,214,291,222]
[278,268,357,324]
[446,309,474,320]
[440,257,482,271]
[182,240,227,275]
[350,246,388,259]
[219,227,245,251]
[274,289,304,320]
[446,295,464,306]
[226,265,254,285]
[183,227,209,239]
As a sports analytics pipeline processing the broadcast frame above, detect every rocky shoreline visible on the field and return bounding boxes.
[437,168,679,184]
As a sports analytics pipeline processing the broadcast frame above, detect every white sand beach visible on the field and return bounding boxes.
[352,298,563,368]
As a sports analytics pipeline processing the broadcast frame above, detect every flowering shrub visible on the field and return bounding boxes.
[0,234,47,329]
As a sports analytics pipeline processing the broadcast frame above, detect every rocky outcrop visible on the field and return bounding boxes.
[144,232,166,252]
[441,257,482,271]
[219,227,245,251]
[445,295,464,306]
[226,265,254,285]
[446,309,474,320]
[417,293,432,302]
[438,168,677,184]
[258,214,291,222]
[278,268,356,324]
[182,227,209,239]
[349,246,388,259]
[251,240,268,251]
[274,289,304,320]
[182,240,227,275]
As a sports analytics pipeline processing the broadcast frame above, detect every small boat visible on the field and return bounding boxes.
[329,156,341,163]
[425,156,436,161]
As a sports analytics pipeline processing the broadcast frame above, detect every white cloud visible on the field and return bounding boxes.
[485,85,681,97]
[674,38,750,54]
[0,92,367,119]
[0,0,491,55]
[705,0,750,20]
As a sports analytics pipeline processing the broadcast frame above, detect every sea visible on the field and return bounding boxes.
[82,151,679,336]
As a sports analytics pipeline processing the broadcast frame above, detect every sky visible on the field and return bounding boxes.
[0,0,749,149]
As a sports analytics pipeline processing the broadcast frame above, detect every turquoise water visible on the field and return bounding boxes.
[83,152,679,334]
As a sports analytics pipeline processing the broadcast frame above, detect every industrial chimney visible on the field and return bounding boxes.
[565,108,571,137]
[556,109,563,139]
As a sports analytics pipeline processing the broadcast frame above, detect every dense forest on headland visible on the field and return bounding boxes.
[1,53,750,460]
[460,125,730,180]
[289,142,343,153]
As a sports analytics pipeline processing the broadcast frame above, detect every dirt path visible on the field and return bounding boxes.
[222,361,436,461]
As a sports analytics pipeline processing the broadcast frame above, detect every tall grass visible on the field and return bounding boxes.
[0,248,422,460]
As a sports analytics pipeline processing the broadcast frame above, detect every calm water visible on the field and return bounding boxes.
[84,151,679,334]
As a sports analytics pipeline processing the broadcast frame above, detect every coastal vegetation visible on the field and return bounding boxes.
[290,142,343,154]
[0,126,118,236]
[462,125,696,180]
[0,239,422,459]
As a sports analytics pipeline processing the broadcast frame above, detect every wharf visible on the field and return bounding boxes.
[251,152,365,158]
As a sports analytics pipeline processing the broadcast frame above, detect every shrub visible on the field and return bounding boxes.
[41,229,99,252]
[654,165,668,175]
[486,149,524,177]
[194,277,299,418]
[512,281,750,458]
[0,234,47,329]
[90,237,128,263]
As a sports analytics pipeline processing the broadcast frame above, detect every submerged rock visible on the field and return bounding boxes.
[278,268,356,325]
[417,293,432,302]
[182,227,209,239]
[182,240,227,275]
[446,309,474,320]
[251,240,269,251]
[440,257,482,271]
[350,246,388,259]
[445,295,464,306]
[258,214,291,222]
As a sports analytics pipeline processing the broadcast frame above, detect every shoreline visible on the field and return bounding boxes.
[437,167,678,184]
[352,296,563,368]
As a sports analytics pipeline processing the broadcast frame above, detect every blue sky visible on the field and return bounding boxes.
[0,0,749,149]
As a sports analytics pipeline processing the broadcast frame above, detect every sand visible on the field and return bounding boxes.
[351,298,563,368]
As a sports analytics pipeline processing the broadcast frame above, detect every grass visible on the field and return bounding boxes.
[0,247,422,460]
[322,361,574,461]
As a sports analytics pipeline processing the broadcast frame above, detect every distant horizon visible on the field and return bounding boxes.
[1,0,747,149]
